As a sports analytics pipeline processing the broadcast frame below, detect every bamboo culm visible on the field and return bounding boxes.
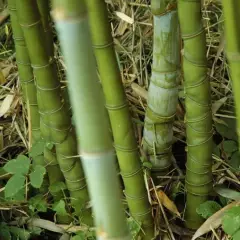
[222,1,240,147]
[143,0,180,180]
[36,0,66,209]
[16,0,92,225]
[86,0,154,238]
[52,0,131,239]
[178,0,213,229]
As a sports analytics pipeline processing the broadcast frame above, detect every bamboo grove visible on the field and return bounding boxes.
[1,0,239,239]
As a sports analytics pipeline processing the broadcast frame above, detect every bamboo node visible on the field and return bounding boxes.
[20,19,41,28]
[121,167,142,178]
[113,143,138,153]
[105,102,128,111]
[92,41,113,49]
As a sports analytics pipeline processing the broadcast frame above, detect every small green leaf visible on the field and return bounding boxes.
[29,140,45,158]
[142,161,152,169]
[214,186,240,201]
[11,188,25,201]
[49,181,67,194]
[0,222,11,240]
[4,174,25,198]
[233,230,240,240]
[9,226,31,240]
[46,142,54,151]
[53,200,68,216]
[71,233,85,240]
[3,155,30,175]
[222,206,240,236]
[223,140,238,153]
[30,165,46,188]
[230,151,240,170]
[215,118,238,141]
[127,217,141,238]
[29,195,48,213]
[196,201,222,219]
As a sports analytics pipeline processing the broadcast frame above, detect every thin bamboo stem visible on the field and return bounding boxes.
[178,0,213,229]
[86,0,154,238]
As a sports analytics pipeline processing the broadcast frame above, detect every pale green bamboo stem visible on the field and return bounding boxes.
[143,0,180,179]
[178,0,213,229]
[52,1,131,239]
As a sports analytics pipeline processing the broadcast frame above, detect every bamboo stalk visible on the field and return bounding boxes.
[143,0,180,179]
[222,1,240,146]
[86,0,154,238]
[36,0,66,207]
[178,0,213,229]
[37,0,54,58]
[52,1,131,239]
[16,0,91,225]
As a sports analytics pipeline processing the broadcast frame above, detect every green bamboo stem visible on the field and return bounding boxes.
[143,0,180,179]
[8,0,40,144]
[86,0,154,238]
[222,1,240,146]
[8,0,65,199]
[16,0,91,225]
[52,1,130,239]
[36,0,66,201]
[8,0,51,195]
[37,0,54,57]
[178,0,213,229]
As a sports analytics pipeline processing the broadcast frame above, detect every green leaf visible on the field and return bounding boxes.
[46,142,54,151]
[127,217,141,238]
[9,226,31,240]
[30,165,46,188]
[223,140,238,153]
[11,188,25,201]
[29,140,45,158]
[222,206,240,236]
[3,155,30,175]
[233,230,240,240]
[0,222,11,240]
[53,200,68,216]
[214,186,240,201]
[4,174,25,198]
[29,195,48,213]
[196,201,222,219]
[49,181,67,194]
[215,118,238,141]
[71,233,85,240]
[230,151,240,170]
[142,161,152,169]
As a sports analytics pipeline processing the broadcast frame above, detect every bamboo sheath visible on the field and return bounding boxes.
[143,0,180,179]
[17,0,91,225]
[178,0,213,229]
[86,0,154,238]
[52,0,131,239]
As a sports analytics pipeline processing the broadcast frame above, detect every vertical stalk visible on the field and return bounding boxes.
[36,0,65,203]
[37,0,54,57]
[52,1,130,239]
[86,0,154,238]
[16,0,91,225]
[143,0,180,179]
[178,0,213,229]
[222,1,240,146]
